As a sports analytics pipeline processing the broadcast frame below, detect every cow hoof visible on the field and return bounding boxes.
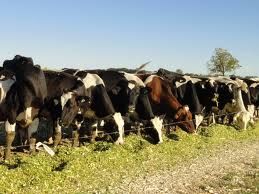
[72,131,79,147]
[29,138,36,154]
[53,132,62,147]
[72,141,79,147]
[48,137,54,144]
[114,139,124,145]
[193,131,198,135]
[4,148,11,161]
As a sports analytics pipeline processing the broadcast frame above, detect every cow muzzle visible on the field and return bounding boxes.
[128,105,136,113]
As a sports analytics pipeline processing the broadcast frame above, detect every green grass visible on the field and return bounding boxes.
[0,123,259,193]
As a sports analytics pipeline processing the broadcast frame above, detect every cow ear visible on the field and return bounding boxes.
[63,88,70,93]
[75,79,84,88]
[27,57,34,65]
[76,96,91,104]
[35,64,41,69]
[14,55,22,60]
[146,87,152,93]
[53,99,59,105]
[159,114,166,120]
[111,86,121,95]
[184,105,189,112]
[227,84,233,92]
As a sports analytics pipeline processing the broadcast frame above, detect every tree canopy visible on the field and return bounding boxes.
[207,48,241,76]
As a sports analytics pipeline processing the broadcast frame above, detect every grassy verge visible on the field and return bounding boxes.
[0,123,259,193]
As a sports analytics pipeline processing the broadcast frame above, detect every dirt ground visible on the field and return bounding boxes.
[114,140,259,194]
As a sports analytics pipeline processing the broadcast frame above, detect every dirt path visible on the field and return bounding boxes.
[114,140,259,194]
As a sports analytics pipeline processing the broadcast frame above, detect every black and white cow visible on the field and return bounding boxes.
[193,77,219,118]
[207,76,254,128]
[119,71,163,143]
[41,70,91,146]
[239,77,259,115]
[247,78,259,109]
[0,55,47,159]
[63,69,163,144]
[61,69,125,145]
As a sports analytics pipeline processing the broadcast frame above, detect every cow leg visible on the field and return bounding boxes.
[91,128,98,143]
[71,120,83,147]
[89,122,98,143]
[53,119,62,147]
[243,121,247,130]
[136,122,141,136]
[207,114,212,126]
[212,113,216,124]
[166,126,170,136]
[151,116,163,143]
[113,113,125,145]
[25,107,33,123]
[72,130,80,147]
[4,121,16,160]
[223,115,228,125]
[16,126,26,146]
[195,114,204,129]
[27,118,39,153]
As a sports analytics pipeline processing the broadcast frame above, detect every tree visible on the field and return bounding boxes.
[207,48,241,76]
[176,69,183,74]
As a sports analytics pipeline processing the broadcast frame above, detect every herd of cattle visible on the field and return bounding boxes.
[0,55,259,160]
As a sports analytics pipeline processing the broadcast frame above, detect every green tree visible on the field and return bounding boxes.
[207,48,241,76]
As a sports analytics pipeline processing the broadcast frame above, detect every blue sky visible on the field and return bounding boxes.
[0,0,258,76]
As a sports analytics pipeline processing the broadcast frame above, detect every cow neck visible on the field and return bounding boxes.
[164,92,182,110]
[234,88,247,112]
[0,103,8,120]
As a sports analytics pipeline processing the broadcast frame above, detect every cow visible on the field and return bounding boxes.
[208,76,254,129]
[157,68,204,128]
[192,77,219,125]
[61,69,125,145]
[63,69,163,144]
[242,78,259,116]
[119,71,163,143]
[231,84,254,130]
[138,74,196,134]
[230,77,254,115]
[40,70,92,147]
[0,55,47,159]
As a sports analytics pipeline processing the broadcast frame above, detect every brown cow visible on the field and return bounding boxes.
[138,74,195,133]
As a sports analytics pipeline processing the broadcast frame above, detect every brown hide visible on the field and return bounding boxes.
[140,75,195,133]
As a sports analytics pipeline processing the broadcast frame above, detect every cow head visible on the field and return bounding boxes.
[142,115,164,144]
[101,112,124,144]
[3,55,34,73]
[135,87,154,119]
[174,105,195,133]
[127,84,140,113]
[60,90,91,127]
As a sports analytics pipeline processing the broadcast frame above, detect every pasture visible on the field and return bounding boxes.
[0,122,258,193]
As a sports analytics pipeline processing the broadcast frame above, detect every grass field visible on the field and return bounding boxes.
[0,123,259,193]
